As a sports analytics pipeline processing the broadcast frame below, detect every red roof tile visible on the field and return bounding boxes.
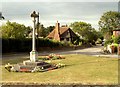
[47,22,73,41]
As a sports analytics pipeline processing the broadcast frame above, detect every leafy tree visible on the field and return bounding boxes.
[46,26,55,34]
[70,21,98,44]
[37,24,55,38]
[96,31,104,40]
[98,11,120,39]
[44,26,55,37]
[1,21,31,39]
[37,24,47,38]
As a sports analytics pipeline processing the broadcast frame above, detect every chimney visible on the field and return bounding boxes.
[53,21,60,41]
[55,21,60,34]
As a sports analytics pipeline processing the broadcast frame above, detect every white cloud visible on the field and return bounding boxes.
[1,2,118,29]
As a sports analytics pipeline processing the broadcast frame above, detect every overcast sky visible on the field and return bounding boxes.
[0,0,119,29]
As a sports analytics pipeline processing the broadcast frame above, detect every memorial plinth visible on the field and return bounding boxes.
[23,60,51,68]
[30,51,38,62]
[12,60,55,72]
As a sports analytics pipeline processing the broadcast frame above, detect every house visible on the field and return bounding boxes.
[113,29,120,37]
[47,21,77,43]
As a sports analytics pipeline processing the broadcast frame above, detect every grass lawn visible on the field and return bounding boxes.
[1,54,118,85]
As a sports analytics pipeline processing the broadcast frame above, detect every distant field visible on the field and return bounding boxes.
[1,54,118,85]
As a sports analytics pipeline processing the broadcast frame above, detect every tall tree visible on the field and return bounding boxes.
[37,24,47,38]
[46,26,55,32]
[1,21,31,39]
[70,21,98,44]
[98,11,120,39]
[37,24,55,38]
[46,26,55,36]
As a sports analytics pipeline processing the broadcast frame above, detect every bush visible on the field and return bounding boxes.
[2,38,65,53]
[113,36,120,44]
[104,39,113,47]
[104,35,120,47]
[96,38,102,44]
[111,43,118,53]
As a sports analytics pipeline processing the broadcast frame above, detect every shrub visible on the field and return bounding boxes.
[2,38,65,53]
[113,36,120,44]
[104,39,113,47]
[96,38,102,44]
[110,43,118,53]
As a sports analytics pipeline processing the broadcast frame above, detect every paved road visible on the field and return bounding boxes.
[63,45,118,58]
[57,45,118,58]
[2,45,119,59]
[58,45,103,56]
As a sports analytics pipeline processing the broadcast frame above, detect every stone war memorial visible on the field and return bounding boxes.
[5,11,65,72]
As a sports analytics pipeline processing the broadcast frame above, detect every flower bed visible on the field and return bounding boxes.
[39,54,65,60]
[5,62,66,72]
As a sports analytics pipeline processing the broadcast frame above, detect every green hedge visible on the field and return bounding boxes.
[2,38,65,53]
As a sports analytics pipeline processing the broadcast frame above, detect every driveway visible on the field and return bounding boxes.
[2,45,119,59]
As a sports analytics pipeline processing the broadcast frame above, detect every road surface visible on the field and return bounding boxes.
[2,45,119,59]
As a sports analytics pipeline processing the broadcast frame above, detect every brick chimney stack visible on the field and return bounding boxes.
[53,21,60,41]
[56,21,60,34]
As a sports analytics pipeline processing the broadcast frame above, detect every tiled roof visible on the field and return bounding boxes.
[47,26,69,39]
[47,29,56,38]
[47,21,77,41]
[60,27,69,35]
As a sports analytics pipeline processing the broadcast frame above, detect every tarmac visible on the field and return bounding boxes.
[2,45,120,59]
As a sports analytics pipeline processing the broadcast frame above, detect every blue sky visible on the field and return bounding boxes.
[0,0,119,29]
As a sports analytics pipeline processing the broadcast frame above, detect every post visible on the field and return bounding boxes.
[33,17,36,51]
[118,44,120,58]
[36,12,39,38]
[30,11,39,62]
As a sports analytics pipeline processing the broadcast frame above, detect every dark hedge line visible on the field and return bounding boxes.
[2,38,65,53]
